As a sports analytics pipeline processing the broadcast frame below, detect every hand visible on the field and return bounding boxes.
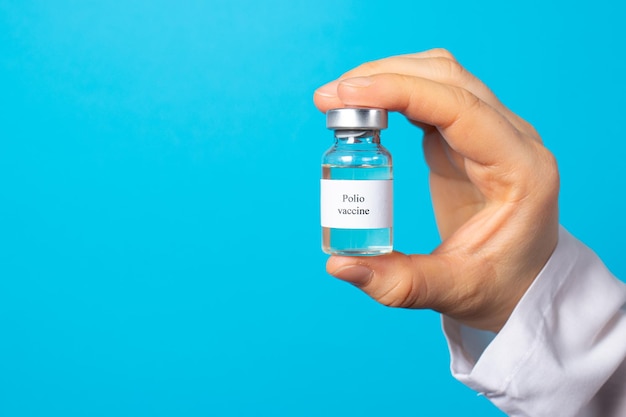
[314,49,559,332]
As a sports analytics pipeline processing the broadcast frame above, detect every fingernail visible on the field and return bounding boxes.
[330,265,373,287]
[314,82,338,98]
[340,76,373,88]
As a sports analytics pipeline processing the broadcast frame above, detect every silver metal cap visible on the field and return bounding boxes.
[326,108,388,130]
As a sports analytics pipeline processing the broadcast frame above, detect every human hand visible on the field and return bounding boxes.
[314,49,559,332]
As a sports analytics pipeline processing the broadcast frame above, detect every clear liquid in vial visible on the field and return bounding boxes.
[322,164,392,256]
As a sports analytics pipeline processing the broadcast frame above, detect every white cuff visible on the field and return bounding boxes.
[442,227,626,417]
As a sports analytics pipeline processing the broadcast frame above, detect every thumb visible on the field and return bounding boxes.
[327,250,524,332]
[327,251,461,311]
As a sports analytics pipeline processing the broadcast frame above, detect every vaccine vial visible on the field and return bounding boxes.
[321,108,393,256]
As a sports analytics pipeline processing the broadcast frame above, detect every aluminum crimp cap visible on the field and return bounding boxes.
[326,108,388,130]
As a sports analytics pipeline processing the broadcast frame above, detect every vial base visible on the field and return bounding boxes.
[322,227,392,256]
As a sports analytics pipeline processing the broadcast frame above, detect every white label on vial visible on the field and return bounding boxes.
[320,179,393,229]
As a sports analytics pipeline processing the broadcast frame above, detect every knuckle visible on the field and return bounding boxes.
[456,87,482,110]
[515,140,560,203]
[538,146,560,195]
[435,56,467,81]
[429,48,456,61]
[444,87,483,128]
[514,116,542,140]
[375,274,419,308]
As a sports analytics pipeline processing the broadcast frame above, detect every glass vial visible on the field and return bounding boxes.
[321,108,393,256]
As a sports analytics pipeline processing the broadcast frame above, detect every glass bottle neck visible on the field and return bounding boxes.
[333,130,381,145]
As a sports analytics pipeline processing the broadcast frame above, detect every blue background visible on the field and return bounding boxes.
[1,1,624,416]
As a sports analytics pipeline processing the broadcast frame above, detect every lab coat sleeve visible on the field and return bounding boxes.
[442,227,626,417]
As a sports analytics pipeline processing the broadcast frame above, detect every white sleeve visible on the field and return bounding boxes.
[442,226,626,417]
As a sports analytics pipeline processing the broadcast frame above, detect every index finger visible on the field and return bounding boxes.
[325,73,532,169]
